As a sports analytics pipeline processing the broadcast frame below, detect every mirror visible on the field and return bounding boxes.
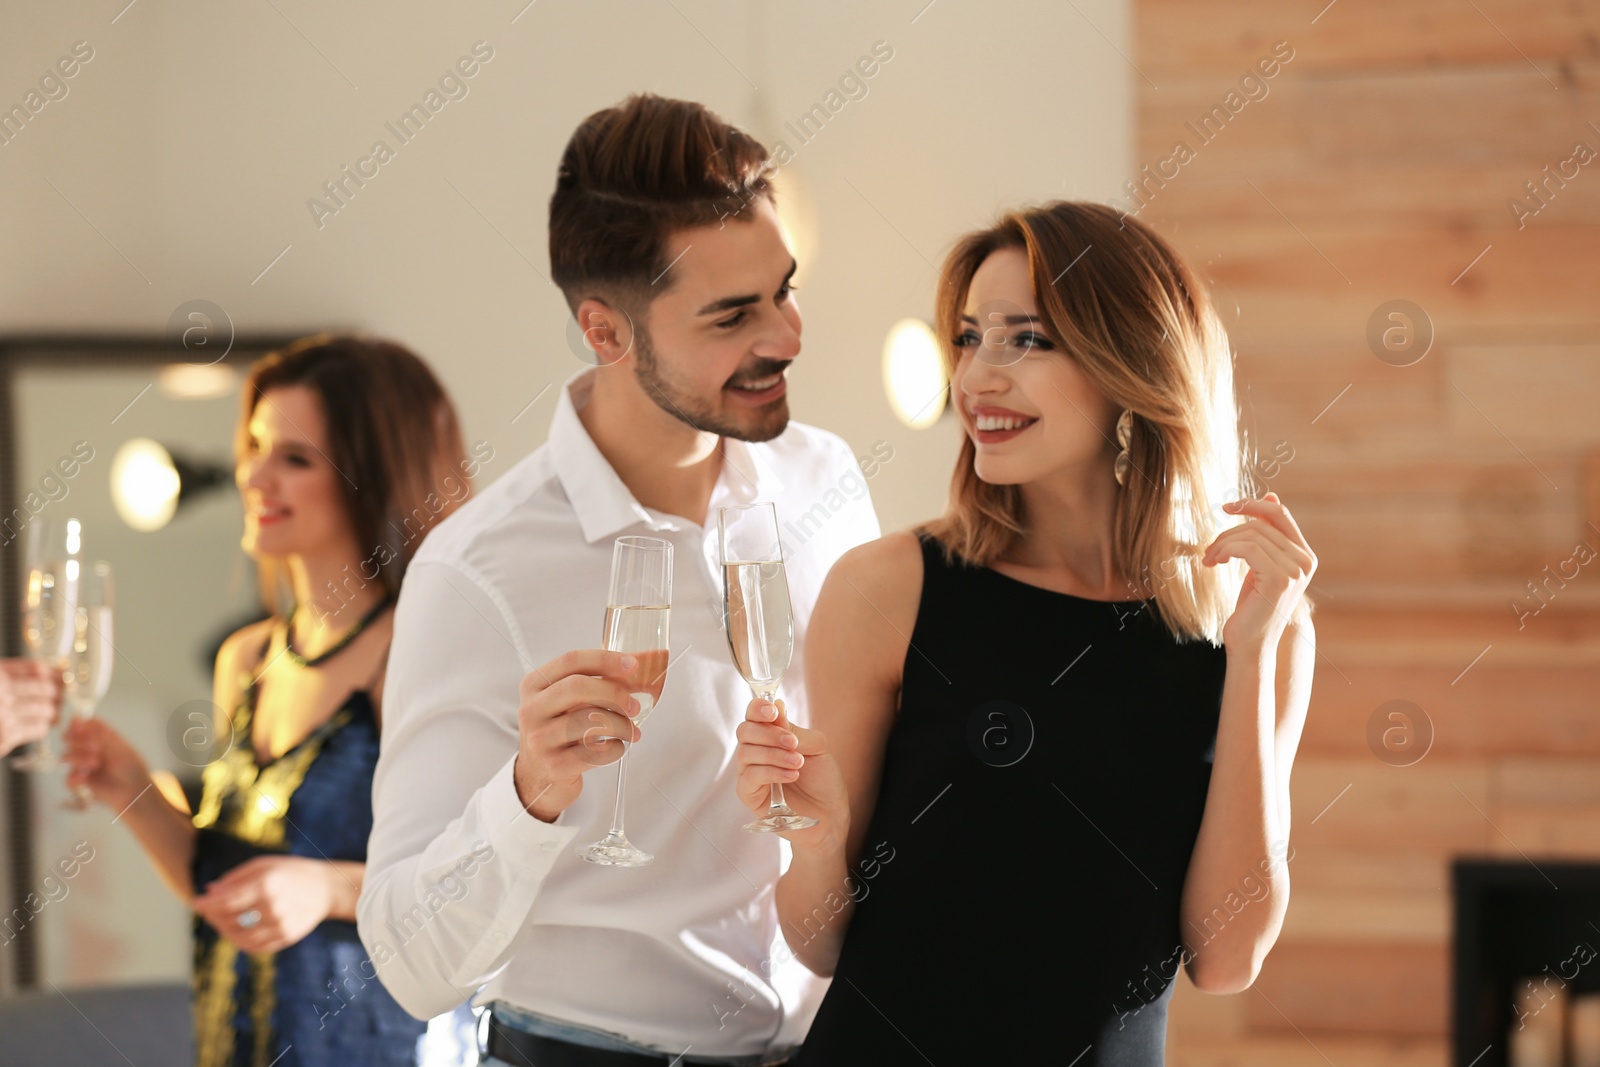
[0,335,296,993]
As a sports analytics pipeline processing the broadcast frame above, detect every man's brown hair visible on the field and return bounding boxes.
[549,93,774,314]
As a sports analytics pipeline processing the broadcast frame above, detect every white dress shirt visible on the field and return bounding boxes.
[358,367,881,1058]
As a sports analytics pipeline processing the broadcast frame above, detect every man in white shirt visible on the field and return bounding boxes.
[357,93,881,1066]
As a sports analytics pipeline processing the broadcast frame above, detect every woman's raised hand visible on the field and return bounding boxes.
[62,717,153,813]
[1203,491,1317,653]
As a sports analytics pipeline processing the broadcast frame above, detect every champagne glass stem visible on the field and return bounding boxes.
[579,737,653,865]
[760,686,790,817]
[59,708,96,810]
[765,781,795,819]
[607,745,631,840]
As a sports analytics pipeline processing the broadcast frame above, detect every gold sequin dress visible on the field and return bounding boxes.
[190,628,426,1066]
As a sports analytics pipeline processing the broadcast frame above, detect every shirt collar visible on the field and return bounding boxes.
[718,432,785,499]
[548,367,786,545]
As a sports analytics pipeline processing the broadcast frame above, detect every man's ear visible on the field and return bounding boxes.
[573,297,637,367]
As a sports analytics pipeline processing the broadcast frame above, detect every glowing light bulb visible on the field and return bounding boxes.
[882,319,946,429]
[111,439,182,532]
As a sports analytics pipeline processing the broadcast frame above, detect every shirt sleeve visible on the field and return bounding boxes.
[357,557,578,1020]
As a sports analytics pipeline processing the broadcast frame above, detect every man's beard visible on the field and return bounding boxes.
[630,325,790,443]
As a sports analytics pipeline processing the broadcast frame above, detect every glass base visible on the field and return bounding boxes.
[9,747,58,772]
[743,807,820,833]
[59,784,94,811]
[579,833,654,867]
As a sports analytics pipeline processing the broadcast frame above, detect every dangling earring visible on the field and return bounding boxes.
[1113,409,1133,486]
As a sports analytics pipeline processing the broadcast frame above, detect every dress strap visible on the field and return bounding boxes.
[234,622,279,701]
[221,622,279,754]
[283,593,394,669]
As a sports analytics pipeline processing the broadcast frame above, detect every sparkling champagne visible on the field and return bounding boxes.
[66,606,113,717]
[23,560,78,664]
[602,605,670,721]
[722,561,793,700]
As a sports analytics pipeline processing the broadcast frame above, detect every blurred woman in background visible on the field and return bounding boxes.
[736,201,1317,1063]
[65,334,481,1067]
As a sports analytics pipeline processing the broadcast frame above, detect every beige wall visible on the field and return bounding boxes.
[0,0,1132,988]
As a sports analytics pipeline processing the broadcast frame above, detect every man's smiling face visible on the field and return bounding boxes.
[625,195,803,443]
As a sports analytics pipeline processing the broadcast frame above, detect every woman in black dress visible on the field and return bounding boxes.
[735,202,1317,1063]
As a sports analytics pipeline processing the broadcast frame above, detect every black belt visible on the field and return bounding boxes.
[484,1011,791,1067]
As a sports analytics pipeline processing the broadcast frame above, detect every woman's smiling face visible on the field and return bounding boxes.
[951,246,1121,488]
[236,385,357,562]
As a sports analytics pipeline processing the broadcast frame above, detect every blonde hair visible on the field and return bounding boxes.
[923,201,1292,645]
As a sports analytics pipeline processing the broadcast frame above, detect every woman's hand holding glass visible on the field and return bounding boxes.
[734,696,850,851]
[61,716,152,814]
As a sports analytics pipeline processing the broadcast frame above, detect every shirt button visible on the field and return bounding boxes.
[538,840,559,853]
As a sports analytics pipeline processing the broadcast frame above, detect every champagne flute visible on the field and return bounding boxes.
[11,516,82,772]
[60,561,113,810]
[579,536,673,867]
[718,503,817,833]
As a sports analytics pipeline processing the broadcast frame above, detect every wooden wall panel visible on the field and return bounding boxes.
[1170,1032,1446,1067]
[1244,941,1449,1034]
[1138,0,1600,76]
[1288,758,1491,853]
[1298,666,1600,756]
[1135,0,1600,1057]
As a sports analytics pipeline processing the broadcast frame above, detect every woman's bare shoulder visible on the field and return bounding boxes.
[827,528,924,592]
[216,617,275,678]
[818,528,927,630]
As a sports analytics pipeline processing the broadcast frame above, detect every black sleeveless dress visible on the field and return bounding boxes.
[796,530,1227,1065]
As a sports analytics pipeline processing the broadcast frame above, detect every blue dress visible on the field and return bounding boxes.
[190,629,429,1067]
